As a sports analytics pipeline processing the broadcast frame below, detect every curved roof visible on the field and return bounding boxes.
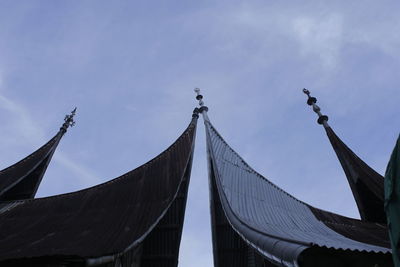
[0,131,64,201]
[0,115,197,264]
[204,119,390,267]
[325,126,385,224]
[303,90,385,224]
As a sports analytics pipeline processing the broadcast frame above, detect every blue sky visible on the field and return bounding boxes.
[0,1,399,266]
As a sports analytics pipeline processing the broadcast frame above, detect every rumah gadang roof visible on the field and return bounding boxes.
[303,89,385,224]
[0,133,62,201]
[0,112,198,266]
[0,109,76,202]
[325,127,385,224]
[204,116,392,267]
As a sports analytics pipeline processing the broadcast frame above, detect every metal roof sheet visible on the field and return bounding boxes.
[205,120,390,266]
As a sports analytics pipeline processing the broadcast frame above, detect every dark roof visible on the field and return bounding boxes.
[0,131,64,201]
[139,140,195,267]
[303,89,385,224]
[0,115,197,265]
[204,119,391,267]
[325,126,385,224]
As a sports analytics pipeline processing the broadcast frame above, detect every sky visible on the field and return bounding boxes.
[0,1,399,266]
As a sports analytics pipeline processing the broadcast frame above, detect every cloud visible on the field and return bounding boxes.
[0,93,45,144]
[0,3,398,265]
[54,153,101,187]
[292,14,344,70]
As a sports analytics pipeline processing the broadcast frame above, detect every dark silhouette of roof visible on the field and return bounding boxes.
[303,89,385,224]
[0,109,76,202]
[204,116,392,267]
[325,126,385,223]
[0,112,198,266]
[0,133,61,201]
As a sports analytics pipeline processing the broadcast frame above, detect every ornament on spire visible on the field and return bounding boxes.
[194,88,208,113]
[61,107,77,132]
[303,89,329,126]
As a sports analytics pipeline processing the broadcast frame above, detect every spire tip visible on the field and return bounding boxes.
[302,89,329,126]
[61,107,77,132]
[194,88,209,116]
[194,88,205,107]
[303,88,310,96]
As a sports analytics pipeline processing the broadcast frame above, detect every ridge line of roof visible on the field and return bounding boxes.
[324,126,384,177]
[121,125,197,255]
[206,128,312,248]
[205,120,385,226]
[204,118,390,255]
[0,131,62,175]
[205,121,320,208]
[1,116,198,206]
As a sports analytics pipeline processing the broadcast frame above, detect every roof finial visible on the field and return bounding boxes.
[194,88,209,113]
[302,89,329,127]
[61,107,77,132]
[194,88,204,107]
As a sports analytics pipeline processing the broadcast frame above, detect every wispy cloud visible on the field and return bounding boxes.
[0,93,45,143]
[54,153,101,187]
[293,14,343,70]
[0,2,399,265]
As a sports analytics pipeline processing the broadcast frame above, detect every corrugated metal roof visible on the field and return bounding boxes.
[204,119,391,267]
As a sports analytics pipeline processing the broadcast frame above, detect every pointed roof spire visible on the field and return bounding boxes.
[60,107,77,133]
[0,113,198,265]
[194,88,204,106]
[303,89,329,127]
[303,89,385,223]
[194,88,209,122]
[203,111,391,266]
[194,88,208,111]
[0,108,77,201]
